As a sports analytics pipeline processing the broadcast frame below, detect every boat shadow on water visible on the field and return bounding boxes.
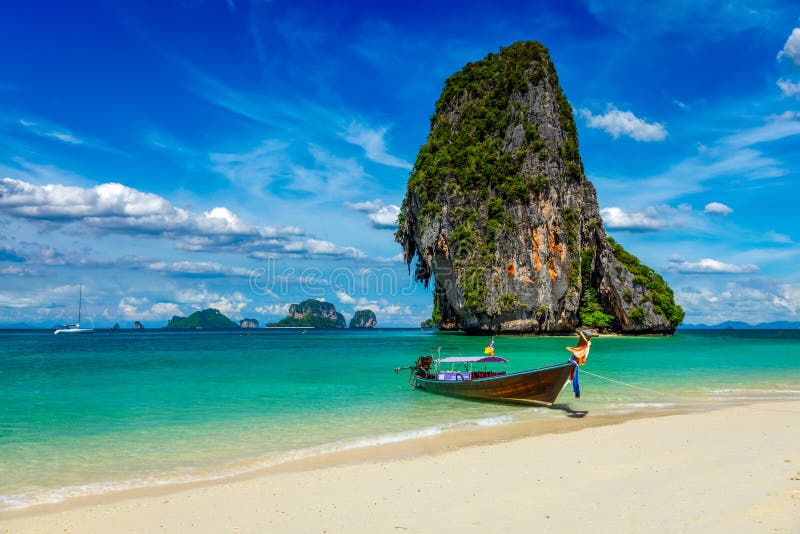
[551,404,589,418]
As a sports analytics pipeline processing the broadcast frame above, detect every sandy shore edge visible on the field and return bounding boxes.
[2,401,799,533]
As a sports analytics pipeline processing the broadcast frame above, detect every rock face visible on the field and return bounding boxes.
[134,321,144,329]
[240,318,260,329]
[349,310,377,328]
[270,299,346,328]
[396,41,684,335]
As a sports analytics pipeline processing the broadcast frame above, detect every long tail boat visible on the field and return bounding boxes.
[395,329,594,406]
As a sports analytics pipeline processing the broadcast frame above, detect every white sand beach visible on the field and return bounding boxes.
[2,401,798,533]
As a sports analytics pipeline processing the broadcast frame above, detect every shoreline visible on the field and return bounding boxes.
[2,399,798,532]
[1,401,681,515]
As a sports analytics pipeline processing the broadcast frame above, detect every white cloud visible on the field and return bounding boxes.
[335,290,356,304]
[777,78,800,98]
[764,231,793,244]
[147,261,252,277]
[341,122,412,169]
[0,179,164,219]
[337,295,411,318]
[173,287,219,305]
[374,252,405,264]
[667,257,758,274]
[676,281,800,324]
[723,112,800,147]
[0,178,363,259]
[773,284,800,314]
[600,206,670,231]
[0,178,268,238]
[118,297,184,322]
[344,198,400,229]
[282,238,366,258]
[255,303,291,316]
[14,117,125,155]
[290,145,368,198]
[368,205,400,229]
[0,265,36,276]
[210,139,289,190]
[345,199,384,212]
[19,118,83,145]
[778,27,800,66]
[704,202,732,215]
[208,294,250,319]
[211,140,368,200]
[579,105,667,141]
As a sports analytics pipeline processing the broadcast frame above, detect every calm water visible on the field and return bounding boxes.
[1,328,799,510]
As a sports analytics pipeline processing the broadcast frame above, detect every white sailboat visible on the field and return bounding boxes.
[54,285,94,335]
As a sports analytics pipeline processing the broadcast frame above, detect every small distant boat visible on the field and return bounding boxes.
[54,285,94,335]
[395,330,594,406]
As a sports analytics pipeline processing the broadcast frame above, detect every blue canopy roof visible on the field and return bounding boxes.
[438,356,508,364]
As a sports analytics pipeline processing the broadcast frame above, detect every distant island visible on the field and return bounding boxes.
[680,321,800,330]
[349,309,377,328]
[269,299,346,328]
[240,318,259,329]
[166,308,239,329]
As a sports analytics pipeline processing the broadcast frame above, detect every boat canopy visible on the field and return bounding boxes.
[438,356,508,364]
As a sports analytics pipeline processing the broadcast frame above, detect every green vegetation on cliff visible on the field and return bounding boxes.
[578,248,614,328]
[269,299,346,328]
[349,309,377,328]
[165,308,238,329]
[607,237,685,326]
[270,316,341,328]
[400,40,580,224]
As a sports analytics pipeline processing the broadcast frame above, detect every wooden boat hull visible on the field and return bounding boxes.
[413,362,574,406]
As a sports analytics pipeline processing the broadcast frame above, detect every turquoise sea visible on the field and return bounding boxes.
[1,328,799,511]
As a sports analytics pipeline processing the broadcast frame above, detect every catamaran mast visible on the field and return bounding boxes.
[78,284,82,326]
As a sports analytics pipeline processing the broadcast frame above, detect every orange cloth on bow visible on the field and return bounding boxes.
[566,344,589,366]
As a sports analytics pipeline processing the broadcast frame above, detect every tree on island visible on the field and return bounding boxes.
[165,308,239,329]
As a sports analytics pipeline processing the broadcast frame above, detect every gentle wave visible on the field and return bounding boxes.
[603,402,678,413]
[0,414,518,511]
[705,388,800,395]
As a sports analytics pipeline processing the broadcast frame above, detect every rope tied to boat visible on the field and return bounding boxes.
[578,368,682,399]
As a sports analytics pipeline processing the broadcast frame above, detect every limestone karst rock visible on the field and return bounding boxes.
[349,309,377,328]
[396,41,683,334]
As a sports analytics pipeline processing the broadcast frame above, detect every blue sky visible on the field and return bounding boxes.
[0,0,799,327]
